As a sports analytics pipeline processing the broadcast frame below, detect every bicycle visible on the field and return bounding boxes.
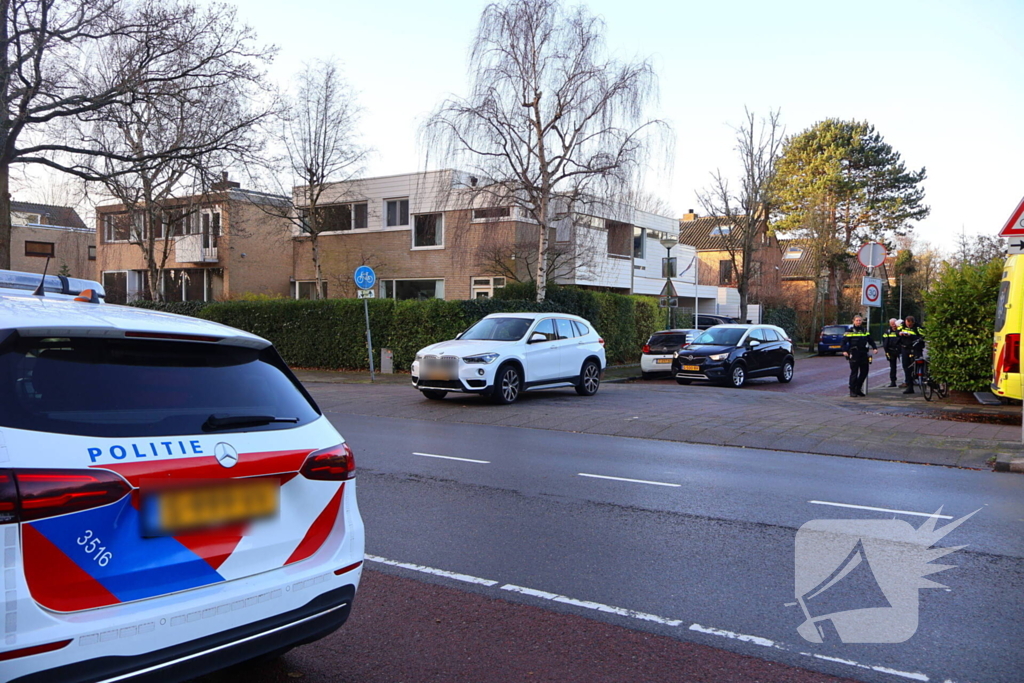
[914,357,949,401]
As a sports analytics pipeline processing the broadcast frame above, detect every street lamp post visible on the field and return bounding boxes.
[660,235,678,328]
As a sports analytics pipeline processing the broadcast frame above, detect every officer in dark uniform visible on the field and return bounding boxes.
[882,318,901,387]
[898,315,925,394]
[841,314,878,397]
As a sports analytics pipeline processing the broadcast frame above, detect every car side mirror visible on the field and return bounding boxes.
[528,332,547,344]
[748,339,760,347]
[455,332,463,339]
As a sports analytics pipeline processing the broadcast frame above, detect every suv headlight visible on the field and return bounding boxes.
[673,351,679,358]
[709,352,729,361]
[463,353,499,364]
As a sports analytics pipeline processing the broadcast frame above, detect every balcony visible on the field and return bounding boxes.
[175,233,218,263]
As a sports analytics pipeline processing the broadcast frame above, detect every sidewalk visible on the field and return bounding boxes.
[298,369,1023,470]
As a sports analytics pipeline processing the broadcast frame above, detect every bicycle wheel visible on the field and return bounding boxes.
[937,381,949,399]
[923,380,934,401]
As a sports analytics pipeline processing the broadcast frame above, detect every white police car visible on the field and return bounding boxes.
[411,312,606,404]
[0,270,364,682]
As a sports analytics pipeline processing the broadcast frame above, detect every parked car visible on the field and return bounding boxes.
[817,324,852,355]
[672,324,795,388]
[411,312,606,404]
[696,314,738,329]
[0,274,364,682]
[640,328,701,379]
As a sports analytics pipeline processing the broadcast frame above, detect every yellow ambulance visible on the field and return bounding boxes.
[992,253,1022,399]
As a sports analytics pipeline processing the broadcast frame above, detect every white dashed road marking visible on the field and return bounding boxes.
[808,500,953,519]
[412,452,491,464]
[577,473,681,487]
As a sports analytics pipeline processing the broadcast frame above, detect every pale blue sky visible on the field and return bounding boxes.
[137,1,1024,248]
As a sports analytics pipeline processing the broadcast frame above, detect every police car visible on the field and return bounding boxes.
[0,270,364,682]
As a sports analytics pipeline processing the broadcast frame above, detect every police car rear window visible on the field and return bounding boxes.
[0,336,320,438]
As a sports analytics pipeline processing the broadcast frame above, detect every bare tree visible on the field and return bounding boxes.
[74,0,273,300]
[425,0,668,302]
[697,108,783,322]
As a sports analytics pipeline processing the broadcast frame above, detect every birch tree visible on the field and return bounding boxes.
[425,0,667,302]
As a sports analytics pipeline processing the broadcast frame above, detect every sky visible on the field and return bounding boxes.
[25,0,1024,251]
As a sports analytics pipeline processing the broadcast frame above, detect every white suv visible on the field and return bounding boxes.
[411,312,606,404]
[0,273,364,682]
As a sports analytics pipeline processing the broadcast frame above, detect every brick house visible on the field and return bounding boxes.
[94,175,293,304]
[677,210,783,321]
[10,201,95,280]
[292,170,733,315]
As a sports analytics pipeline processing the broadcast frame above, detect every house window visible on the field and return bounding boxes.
[470,276,506,299]
[783,246,803,259]
[294,280,328,299]
[413,213,443,248]
[606,221,631,257]
[710,225,731,237]
[103,214,130,242]
[472,207,511,221]
[633,227,646,259]
[381,279,444,300]
[386,198,409,227]
[314,202,368,232]
[24,241,54,257]
[719,259,734,285]
[88,245,96,260]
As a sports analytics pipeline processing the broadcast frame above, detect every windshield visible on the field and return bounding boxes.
[693,328,745,346]
[0,335,320,438]
[459,317,532,341]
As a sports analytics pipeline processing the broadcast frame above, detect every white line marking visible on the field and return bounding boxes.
[502,584,683,626]
[413,452,490,464]
[365,555,498,586]
[808,500,953,520]
[688,623,778,648]
[577,473,681,488]
[365,555,938,682]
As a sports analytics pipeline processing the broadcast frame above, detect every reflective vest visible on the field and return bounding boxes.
[841,326,876,359]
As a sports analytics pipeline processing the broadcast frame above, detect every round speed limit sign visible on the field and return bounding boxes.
[865,283,880,303]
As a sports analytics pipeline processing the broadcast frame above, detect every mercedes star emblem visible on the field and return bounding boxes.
[214,442,239,468]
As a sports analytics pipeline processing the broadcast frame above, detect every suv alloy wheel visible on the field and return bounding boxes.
[575,360,601,396]
[728,363,746,388]
[492,363,522,404]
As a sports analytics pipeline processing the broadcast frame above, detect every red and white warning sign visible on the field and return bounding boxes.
[998,195,1024,238]
[861,277,882,308]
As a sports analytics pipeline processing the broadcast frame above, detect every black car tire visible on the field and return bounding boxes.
[778,360,795,383]
[727,363,746,388]
[675,378,691,385]
[575,360,601,396]
[492,363,522,404]
[421,389,447,400]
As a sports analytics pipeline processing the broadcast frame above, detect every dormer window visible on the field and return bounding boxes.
[710,225,731,237]
[783,246,804,260]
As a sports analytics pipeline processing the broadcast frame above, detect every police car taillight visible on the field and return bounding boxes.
[300,444,356,481]
[0,469,132,522]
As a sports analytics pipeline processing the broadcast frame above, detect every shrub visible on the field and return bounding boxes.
[923,258,1003,390]
[764,306,798,340]
[129,300,212,317]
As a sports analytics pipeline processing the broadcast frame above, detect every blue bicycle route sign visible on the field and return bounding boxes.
[354,266,376,290]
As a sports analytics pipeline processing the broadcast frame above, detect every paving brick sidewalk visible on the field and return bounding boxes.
[297,371,1022,469]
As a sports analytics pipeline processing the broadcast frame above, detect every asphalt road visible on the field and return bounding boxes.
[313,414,1023,683]
[639,351,902,396]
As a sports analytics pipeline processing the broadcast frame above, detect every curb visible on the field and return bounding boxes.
[994,452,1024,474]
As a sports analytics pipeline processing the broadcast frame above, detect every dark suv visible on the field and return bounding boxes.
[672,324,795,388]
[696,314,738,329]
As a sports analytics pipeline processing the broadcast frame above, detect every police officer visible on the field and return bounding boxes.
[882,318,901,387]
[898,315,925,394]
[841,314,878,397]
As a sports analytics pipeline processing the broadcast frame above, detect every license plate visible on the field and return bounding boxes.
[655,358,672,364]
[829,345,841,349]
[683,365,700,372]
[424,371,451,380]
[143,479,279,536]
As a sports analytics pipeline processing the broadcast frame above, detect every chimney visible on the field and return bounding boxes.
[211,171,241,192]
[681,209,698,222]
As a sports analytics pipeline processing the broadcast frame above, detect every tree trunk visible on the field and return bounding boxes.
[311,233,323,300]
[0,162,10,270]
[535,196,549,303]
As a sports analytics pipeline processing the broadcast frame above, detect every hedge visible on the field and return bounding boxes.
[923,258,1003,391]
[131,286,662,371]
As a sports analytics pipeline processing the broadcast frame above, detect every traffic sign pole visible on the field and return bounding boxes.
[354,266,377,382]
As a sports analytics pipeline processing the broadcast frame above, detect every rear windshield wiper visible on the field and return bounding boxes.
[202,414,300,431]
